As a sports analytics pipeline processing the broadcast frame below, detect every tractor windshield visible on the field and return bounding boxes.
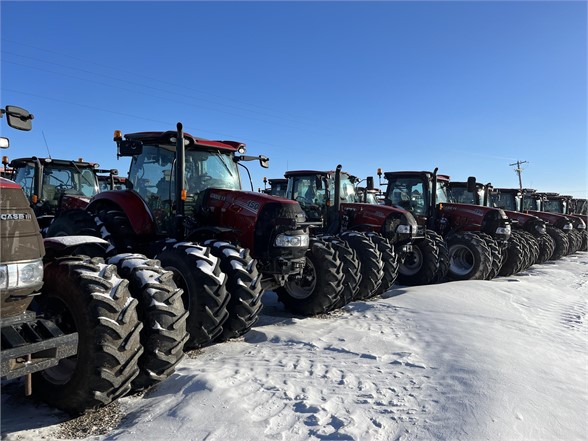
[385,176,428,216]
[327,174,358,205]
[129,145,241,203]
[522,194,540,211]
[542,199,565,214]
[491,192,519,211]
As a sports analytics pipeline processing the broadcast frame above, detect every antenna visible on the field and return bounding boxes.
[509,160,528,191]
[42,131,52,159]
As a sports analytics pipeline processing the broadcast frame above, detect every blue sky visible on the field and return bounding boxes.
[1,1,586,197]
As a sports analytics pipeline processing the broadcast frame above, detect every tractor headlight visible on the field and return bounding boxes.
[563,223,573,231]
[577,221,586,230]
[0,259,44,290]
[274,232,310,248]
[396,225,412,235]
[495,224,511,237]
[535,223,547,235]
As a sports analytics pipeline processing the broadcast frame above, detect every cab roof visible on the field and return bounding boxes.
[124,131,244,152]
[9,157,98,169]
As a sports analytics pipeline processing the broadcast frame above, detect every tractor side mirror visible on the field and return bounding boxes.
[366,176,374,191]
[0,137,9,149]
[118,140,143,157]
[3,106,34,131]
[259,155,269,169]
[467,176,476,193]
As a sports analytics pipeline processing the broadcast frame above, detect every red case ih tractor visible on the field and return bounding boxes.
[282,165,424,299]
[7,157,102,231]
[380,169,512,281]
[1,106,186,415]
[53,124,343,344]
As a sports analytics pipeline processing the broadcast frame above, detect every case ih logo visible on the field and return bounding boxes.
[0,213,32,220]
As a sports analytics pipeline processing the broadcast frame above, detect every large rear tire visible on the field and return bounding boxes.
[321,235,361,309]
[107,254,189,391]
[446,232,492,280]
[398,236,439,286]
[546,226,569,260]
[367,232,398,295]
[498,234,526,277]
[33,256,143,414]
[476,232,502,280]
[340,231,383,299]
[276,237,343,315]
[428,230,449,284]
[156,242,230,349]
[203,240,264,342]
[535,233,555,264]
[45,209,99,238]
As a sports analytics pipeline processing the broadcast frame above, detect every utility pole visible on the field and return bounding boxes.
[509,160,529,191]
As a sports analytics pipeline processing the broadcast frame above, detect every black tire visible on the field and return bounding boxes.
[580,230,588,252]
[107,253,189,391]
[534,233,555,264]
[476,232,502,280]
[398,236,439,286]
[446,232,492,280]
[498,234,526,277]
[33,256,143,414]
[340,231,383,299]
[276,237,343,315]
[516,230,539,270]
[45,209,99,237]
[546,226,569,260]
[367,232,399,295]
[203,240,264,341]
[321,235,361,309]
[156,242,230,349]
[94,208,136,253]
[567,230,581,255]
[428,230,449,284]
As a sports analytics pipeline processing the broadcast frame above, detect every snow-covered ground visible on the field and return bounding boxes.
[2,252,587,441]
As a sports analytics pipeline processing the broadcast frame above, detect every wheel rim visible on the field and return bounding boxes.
[400,246,423,276]
[449,243,475,276]
[285,257,317,299]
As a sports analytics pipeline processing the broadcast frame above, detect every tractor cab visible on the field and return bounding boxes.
[263,178,288,198]
[9,157,100,227]
[448,179,493,207]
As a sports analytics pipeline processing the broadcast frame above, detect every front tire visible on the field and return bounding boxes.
[446,232,492,280]
[276,237,343,315]
[156,242,230,349]
[33,256,143,414]
[546,226,569,260]
[367,232,398,295]
[398,236,439,286]
[340,231,383,299]
[204,240,264,341]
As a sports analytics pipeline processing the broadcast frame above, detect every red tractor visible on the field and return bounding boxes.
[379,169,512,281]
[282,165,426,299]
[54,124,344,346]
[6,157,101,231]
[448,179,553,275]
[1,106,186,414]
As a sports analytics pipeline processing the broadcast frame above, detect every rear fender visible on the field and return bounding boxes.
[88,190,155,235]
